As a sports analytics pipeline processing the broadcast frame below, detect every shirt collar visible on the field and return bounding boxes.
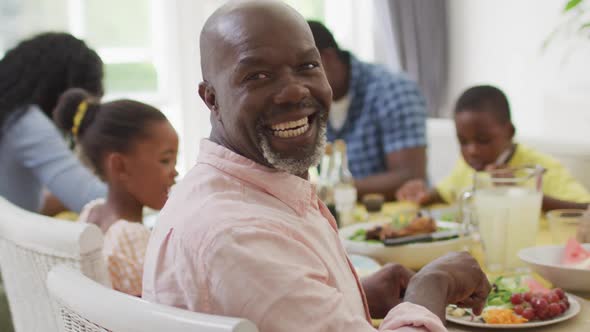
[196,139,315,216]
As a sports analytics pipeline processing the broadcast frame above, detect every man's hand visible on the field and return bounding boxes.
[420,252,491,313]
[396,179,432,205]
[361,263,415,319]
[404,252,491,321]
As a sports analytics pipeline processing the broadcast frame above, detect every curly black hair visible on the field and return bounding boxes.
[0,32,103,130]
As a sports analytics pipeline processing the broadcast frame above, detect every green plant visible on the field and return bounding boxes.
[565,0,590,30]
[543,0,590,49]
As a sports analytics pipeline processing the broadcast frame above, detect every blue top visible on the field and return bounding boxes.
[0,105,106,212]
[327,53,427,179]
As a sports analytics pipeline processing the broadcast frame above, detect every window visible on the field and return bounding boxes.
[0,0,69,56]
[0,0,182,166]
[72,0,159,97]
[0,0,164,98]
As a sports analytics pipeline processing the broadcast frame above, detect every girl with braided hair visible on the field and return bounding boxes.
[0,32,107,212]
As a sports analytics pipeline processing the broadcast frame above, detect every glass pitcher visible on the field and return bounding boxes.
[460,165,544,274]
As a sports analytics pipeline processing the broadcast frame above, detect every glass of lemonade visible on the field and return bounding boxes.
[464,166,544,274]
[546,209,586,245]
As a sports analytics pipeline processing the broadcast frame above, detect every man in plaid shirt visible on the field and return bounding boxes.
[308,21,427,201]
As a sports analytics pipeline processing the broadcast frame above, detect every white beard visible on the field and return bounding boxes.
[258,118,327,176]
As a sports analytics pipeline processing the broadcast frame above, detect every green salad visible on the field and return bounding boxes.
[486,276,529,308]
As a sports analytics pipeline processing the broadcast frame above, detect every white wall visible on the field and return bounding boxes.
[446,0,590,143]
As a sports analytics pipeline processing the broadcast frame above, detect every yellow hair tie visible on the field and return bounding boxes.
[71,101,88,137]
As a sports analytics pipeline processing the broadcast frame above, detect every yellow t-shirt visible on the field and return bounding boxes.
[436,144,590,204]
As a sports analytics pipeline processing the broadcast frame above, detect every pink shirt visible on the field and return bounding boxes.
[142,140,446,332]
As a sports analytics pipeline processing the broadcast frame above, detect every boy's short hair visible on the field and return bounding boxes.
[454,85,511,123]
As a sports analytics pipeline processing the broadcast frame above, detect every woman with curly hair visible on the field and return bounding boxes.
[0,32,106,212]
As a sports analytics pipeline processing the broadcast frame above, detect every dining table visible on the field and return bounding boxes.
[353,202,590,331]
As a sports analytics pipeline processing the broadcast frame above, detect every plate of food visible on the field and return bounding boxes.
[446,276,581,328]
[339,211,473,269]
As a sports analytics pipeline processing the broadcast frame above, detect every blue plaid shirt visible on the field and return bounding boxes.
[327,54,427,179]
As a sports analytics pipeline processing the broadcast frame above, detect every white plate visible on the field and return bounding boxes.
[339,220,473,270]
[519,244,590,293]
[446,294,581,329]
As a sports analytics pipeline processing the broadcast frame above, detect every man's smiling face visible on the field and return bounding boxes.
[199,2,333,176]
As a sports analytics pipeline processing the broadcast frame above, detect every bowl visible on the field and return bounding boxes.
[339,220,473,270]
[518,244,590,293]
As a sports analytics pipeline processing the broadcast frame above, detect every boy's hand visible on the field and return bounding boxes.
[396,179,431,205]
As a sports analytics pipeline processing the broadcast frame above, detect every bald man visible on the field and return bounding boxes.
[142,1,490,331]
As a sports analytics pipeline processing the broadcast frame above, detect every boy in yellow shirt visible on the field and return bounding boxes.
[397,85,590,211]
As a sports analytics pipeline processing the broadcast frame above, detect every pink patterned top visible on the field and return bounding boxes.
[80,199,150,296]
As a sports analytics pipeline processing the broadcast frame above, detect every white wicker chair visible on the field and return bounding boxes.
[47,265,259,332]
[0,197,110,332]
